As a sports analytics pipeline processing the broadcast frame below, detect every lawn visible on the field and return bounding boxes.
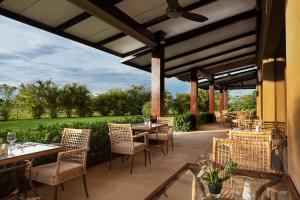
[0,116,130,131]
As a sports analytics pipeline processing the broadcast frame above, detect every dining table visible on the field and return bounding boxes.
[0,142,63,199]
[145,163,300,200]
[132,123,168,156]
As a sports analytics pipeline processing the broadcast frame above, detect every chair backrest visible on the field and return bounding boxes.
[157,117,174,127]
[228,130,272,142]
[240,119,262,129]
[215,111,221,118]
[212,138,272,172]
[61,128,91,151]
[108,123,133,146]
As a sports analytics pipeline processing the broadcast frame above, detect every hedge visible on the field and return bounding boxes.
[0,115,144,196]
[198,112,216,124]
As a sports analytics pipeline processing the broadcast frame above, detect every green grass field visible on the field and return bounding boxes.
[0,116,129,131]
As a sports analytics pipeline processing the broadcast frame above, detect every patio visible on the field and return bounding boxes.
[8,128,227,200]
[1,0,300,199]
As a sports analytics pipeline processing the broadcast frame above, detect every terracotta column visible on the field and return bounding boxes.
[190,70,198,129]
[151,33,164,118]
[219,88,224,113]
[223,88,228,111]
[209,81,215,113]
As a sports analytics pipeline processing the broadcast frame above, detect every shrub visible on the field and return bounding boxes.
[174,113,191,132]
[142,102,151,118]
[0,115,144,196]
[198,112,215,124]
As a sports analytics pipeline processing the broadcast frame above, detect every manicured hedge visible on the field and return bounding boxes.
[0,115,144,197]
[198,112,216,124]
[174,113,192,132]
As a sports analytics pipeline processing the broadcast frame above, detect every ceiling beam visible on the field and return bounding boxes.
[167,52,256,77]
[54,12,91,32]
[164,42,256,72]
[67,0,158,48]
[54,0,122,32]
[206,58,256,74]
[0,7,123,57]
[96,0,217,46]
[123,9,257,59]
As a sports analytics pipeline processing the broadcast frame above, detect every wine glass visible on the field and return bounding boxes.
[7,132,17,146]
[233,176,255,200]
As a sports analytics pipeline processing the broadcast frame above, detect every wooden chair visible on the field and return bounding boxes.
[31,128,91,200]
[148,117,174,154]
[240,119,262,130]
[212,138,272,172]
[228,130,272,142]
[108,123,150,174]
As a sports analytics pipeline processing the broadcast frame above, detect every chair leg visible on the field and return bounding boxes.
[54,185,58,200]
[60,183,65,191]
[147,150,151,165]
[166,139,169,154]
[130,155,135,174]
[109,152,112,170]
[171,136,174,151]
[82,174,89,198]
[144,150,147,166]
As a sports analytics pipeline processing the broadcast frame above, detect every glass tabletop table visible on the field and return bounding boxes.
[145,163,299,200]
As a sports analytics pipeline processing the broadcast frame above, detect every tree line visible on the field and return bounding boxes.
[0,80,212,121]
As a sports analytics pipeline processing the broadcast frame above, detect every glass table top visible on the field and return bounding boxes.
[145,163,297,200]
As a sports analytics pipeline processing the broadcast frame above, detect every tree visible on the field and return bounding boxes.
[228,91,256,114]
[174,93,190,114]
[125,85,150,115]
[17,82,45,119]
[59,83,77,118]
[0,84,17,121]
[94,93,111,116]
[198,89,209,112]
[37,80,60,118]
[73,84,93,117]
[164,91,174,114]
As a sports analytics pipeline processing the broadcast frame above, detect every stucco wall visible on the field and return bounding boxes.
[286,0,300,193]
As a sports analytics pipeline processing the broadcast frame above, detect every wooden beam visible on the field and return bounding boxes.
[206,58,256,74]
[54,12,91,32]
[151,33,165,118]
[123,9,257,60]
[97,0,217,46]
[190,70,198,129]
[165,43,256,72]
[67,0,158,48]
[164,30,256,63]
[168,51,256,77]
[0,7,123,57]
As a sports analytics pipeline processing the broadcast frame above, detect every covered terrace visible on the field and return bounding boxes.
[1,0,300,199]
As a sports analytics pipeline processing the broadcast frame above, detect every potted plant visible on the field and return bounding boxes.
[200,161,237,198]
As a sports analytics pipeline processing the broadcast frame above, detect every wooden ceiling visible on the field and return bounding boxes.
[0,0,259,83]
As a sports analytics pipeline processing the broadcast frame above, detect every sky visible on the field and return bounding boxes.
[0,16,252,97]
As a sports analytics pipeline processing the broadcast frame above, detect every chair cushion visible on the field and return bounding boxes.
[148,133,172,141]
[31,162,83,185]
[111,141,146,155]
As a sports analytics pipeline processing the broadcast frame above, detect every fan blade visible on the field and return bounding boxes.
[181,11,208,22]
[167,0,181,9]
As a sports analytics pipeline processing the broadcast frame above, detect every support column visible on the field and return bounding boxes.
[190,70,198,130]
[209,81,215,113]
[219,88,224,113]
[223,88,228,111]
[151,34,165,118]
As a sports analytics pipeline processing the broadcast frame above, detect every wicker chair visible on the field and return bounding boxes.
[212,138,272,172]
[228,130,272,142]
[31,128,91,200]
[108,123,150,174]
[148,117,174,154]
[240,119,262,130]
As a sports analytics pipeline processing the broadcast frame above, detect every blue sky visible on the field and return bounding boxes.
[0,16,252,97]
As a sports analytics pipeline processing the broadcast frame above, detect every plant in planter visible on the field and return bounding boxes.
[200,160,237,198]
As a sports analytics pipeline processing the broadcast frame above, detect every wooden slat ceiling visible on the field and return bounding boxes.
[0,0,258,82]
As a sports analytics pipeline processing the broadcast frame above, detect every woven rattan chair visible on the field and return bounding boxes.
[31,128,91,200]
[228,130,272,142]
[148,117,174,154]
[212,137,272,172]
[108,123,150,174]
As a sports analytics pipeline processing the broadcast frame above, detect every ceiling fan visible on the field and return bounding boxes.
[166,0,208,22]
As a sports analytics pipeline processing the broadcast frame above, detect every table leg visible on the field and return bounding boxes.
[25,160,39,197]
[11,163,20,196]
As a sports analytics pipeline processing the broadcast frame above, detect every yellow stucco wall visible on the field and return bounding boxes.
[262,61,275,121]
[275,60,286,123]
[286,0,300,193]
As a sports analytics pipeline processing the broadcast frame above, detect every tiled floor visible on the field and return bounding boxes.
[7,125,227,200]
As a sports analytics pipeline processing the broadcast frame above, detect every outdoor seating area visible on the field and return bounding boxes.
[1,0,300,199]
